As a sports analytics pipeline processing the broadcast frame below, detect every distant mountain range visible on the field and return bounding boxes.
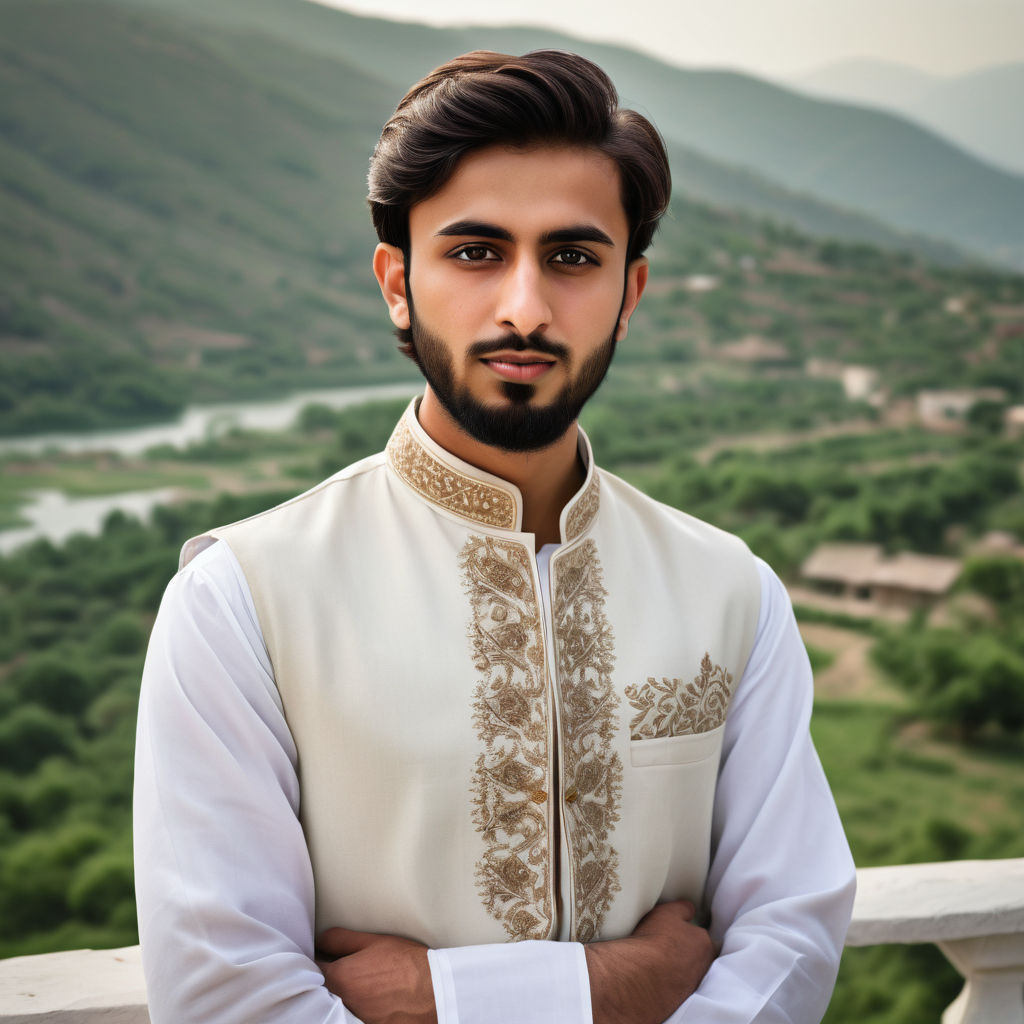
[1,0,1022,433]
[102,0,1024,272]
[788,58,1024,179]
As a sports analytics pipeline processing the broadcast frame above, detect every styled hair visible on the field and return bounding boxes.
[367,50,671,263]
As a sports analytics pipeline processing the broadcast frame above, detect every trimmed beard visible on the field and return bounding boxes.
[400,313,616,453]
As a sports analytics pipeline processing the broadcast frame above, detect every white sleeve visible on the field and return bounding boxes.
[134,541,358,1023]
[428,942,592,1024]
[669,558,857,1023]
[135,542,592,1024]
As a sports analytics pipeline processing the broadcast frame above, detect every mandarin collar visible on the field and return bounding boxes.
[385,398,600,541]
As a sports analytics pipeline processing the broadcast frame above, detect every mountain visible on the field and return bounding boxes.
[904,63,1024,178]
[0,0,401,432]
[1,0,1022,436]
[103,0,1024,271]
[789,59,1024,178]
[789,58,940,111]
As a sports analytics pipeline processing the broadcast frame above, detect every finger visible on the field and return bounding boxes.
[316,926,378,958]
[647,898,696,920]
[671,898,696,920]
[634,898,696,934]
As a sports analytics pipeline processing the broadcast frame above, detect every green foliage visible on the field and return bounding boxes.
[0,822,107,938]
[826,944,960,1024]
[0,401,413,954]
[91,611,148,657]
[620,427,1021,569]
[0,705,76,773]
[68,849,135,924]
[812,701,1024,1024]
[0,390,1022,1024]
[960,555,1024,610]
[323,398,412,474]
[873,626,1024,737]
[871,552,1024,737]
[803,643,836,673]
[966,399,1008,436]
[9,655,92,715]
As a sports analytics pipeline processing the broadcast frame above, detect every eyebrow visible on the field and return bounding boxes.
[435,220,616,247]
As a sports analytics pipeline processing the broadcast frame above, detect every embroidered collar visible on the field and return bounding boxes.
[385,399,600,540]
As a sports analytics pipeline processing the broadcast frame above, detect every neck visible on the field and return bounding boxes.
[417,388,584,547]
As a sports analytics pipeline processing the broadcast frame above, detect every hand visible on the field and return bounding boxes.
[316,927,437,1024]
[585,899,715,1024]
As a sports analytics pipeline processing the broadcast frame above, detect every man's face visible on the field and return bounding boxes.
[374,144,647,452]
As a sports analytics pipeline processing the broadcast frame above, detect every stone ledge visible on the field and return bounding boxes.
[847,858,1024,947]
[2,859,1023,1019]
[0,946,147,1023]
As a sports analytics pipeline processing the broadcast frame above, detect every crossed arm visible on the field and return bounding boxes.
[316,899,713,1024]
[134,542,854,1024]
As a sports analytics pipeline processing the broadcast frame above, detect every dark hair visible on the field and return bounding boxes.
[367,50,671,263]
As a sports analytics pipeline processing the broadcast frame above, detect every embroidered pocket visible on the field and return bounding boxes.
[624,654,734,741]
[629,723,724,767]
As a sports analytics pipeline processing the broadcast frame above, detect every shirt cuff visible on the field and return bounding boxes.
[427,941,592,1024]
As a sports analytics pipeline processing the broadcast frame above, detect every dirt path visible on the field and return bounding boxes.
[799,621,907,704]
[693,418,882,465]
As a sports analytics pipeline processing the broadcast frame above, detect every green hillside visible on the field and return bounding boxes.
[91,0,977,263]
[2,0,1023,439]
[0,0,401,433]
[110,0,1024,269]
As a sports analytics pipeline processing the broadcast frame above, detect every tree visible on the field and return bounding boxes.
[0,706,75,773]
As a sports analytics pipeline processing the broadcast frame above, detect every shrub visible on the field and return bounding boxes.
[68,850,135,924]
[0,706,76,773]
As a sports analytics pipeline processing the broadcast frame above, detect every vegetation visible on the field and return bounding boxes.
[872,556,1024,738]
[1,397,1022,1024]
[3,0,1024,434]
[2,3,1023,1019]
[0,403,407,957]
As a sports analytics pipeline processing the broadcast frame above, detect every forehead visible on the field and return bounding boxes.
[409,144,629,244]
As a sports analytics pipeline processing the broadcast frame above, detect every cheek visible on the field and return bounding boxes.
[412,266,490,327]
[563,284,622,333]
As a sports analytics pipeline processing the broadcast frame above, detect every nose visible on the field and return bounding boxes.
[494,257,552,339]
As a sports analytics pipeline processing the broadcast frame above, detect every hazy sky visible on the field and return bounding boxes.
[313,0,1024,78]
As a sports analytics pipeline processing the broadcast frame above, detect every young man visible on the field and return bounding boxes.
[135,51,855,1023]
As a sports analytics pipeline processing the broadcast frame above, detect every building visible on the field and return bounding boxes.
[916,388,1007,431]
[800,543,961,610]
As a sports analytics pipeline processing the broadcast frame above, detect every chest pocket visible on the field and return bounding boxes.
[630,723,724,767]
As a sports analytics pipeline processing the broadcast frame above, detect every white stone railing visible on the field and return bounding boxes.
[0,944,148,1022]
[2,859,1022,1022]
[846,859,1024,1024]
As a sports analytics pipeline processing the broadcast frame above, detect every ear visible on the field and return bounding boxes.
[616,257,649,342]
[373,243,410,330]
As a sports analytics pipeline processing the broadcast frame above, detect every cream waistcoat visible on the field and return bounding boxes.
[181,401,761,948]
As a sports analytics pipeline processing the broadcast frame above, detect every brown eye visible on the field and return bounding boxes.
[551,249,594,266]
[455,246,498,262]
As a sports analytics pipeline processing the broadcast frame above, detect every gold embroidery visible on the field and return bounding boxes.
[387,417,517,529]
[553,540,622,942]
[565,473,600,541]
[463,536,552,940]
[624,654,734,740]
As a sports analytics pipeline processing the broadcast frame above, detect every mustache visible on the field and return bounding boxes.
[467,333,569,361]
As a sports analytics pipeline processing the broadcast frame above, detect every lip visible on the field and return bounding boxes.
[481,352,556,382]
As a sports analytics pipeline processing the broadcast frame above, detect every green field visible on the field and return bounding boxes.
[1,396,1022,1023]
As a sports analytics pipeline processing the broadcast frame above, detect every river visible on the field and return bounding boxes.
[0,381,421,458]
[0,381,421,553]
